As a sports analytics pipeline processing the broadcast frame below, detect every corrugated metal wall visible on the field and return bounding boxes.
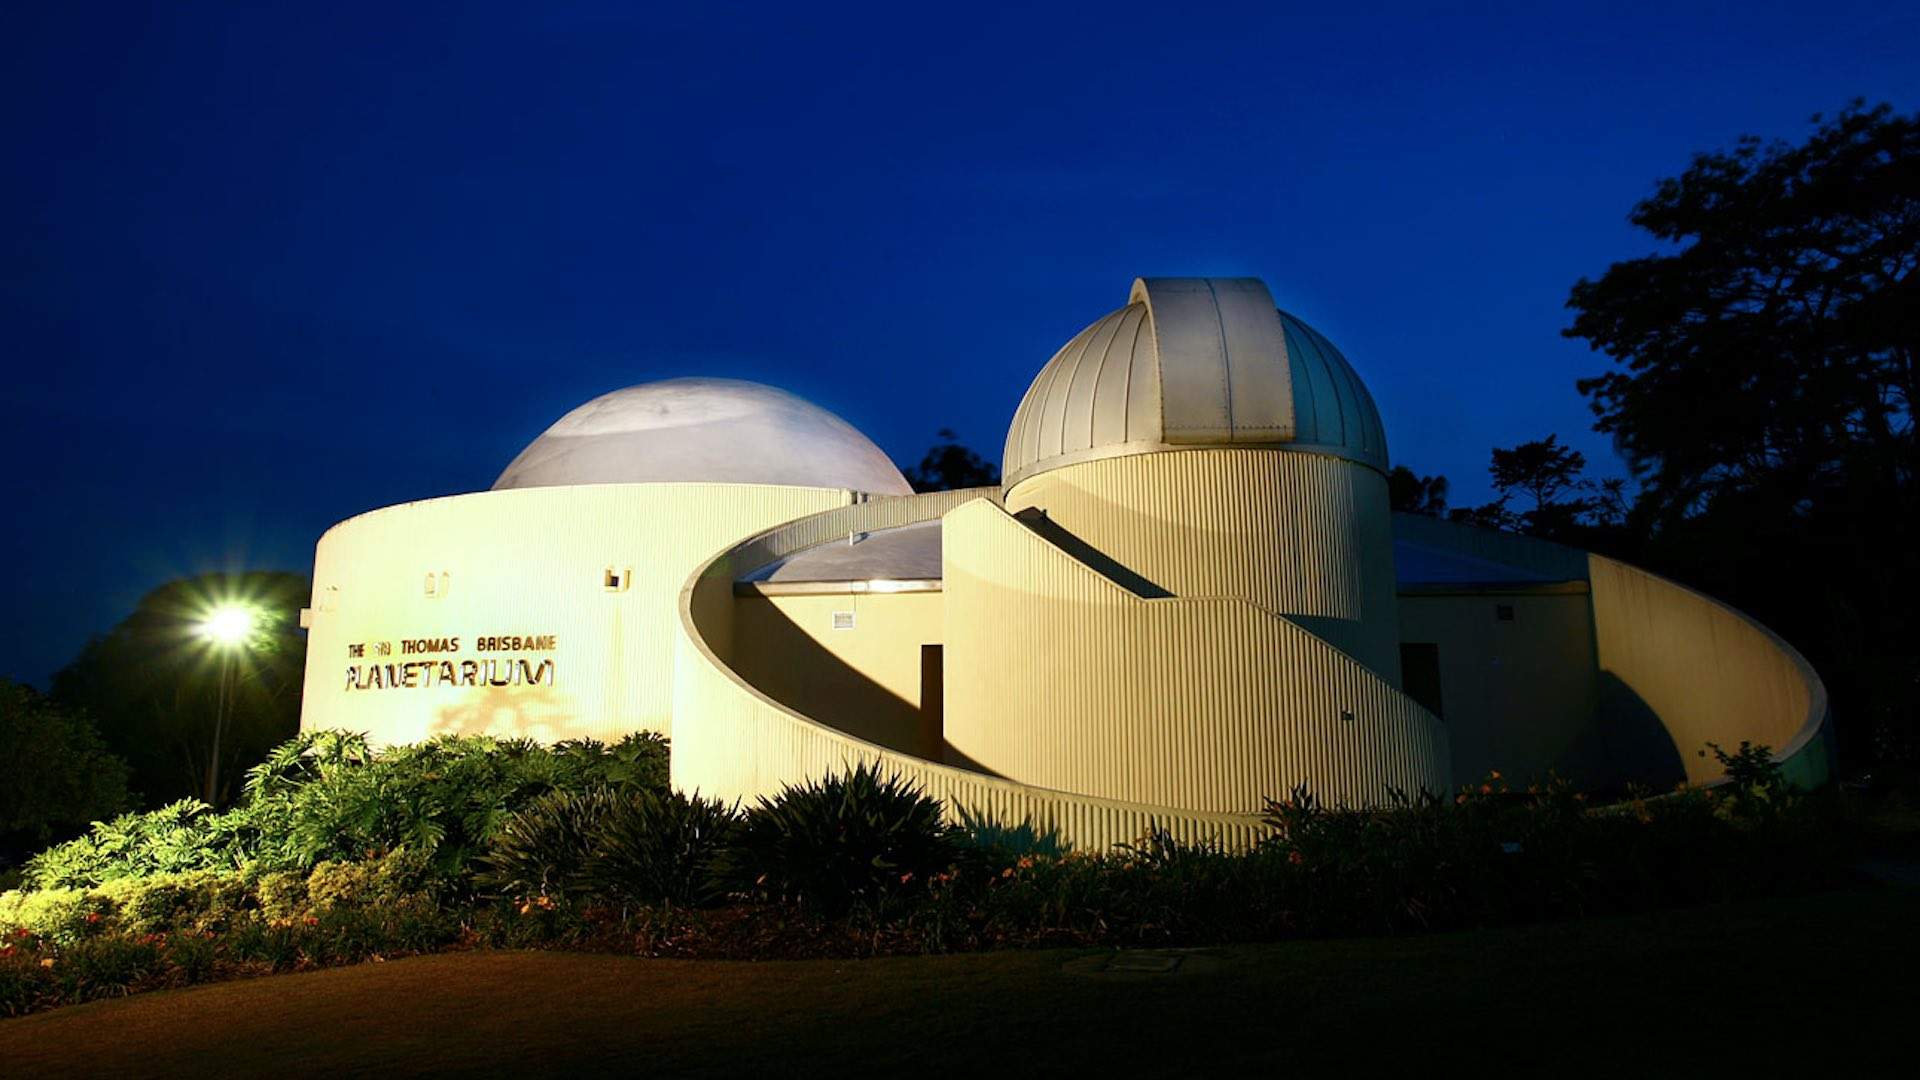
[301,483,848,746]
[1004,450,1402,682]
[942,497,1449,812]
[1587,555,1830,786]
[669,489,1268,851]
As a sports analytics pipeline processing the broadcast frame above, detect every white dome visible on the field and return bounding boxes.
[1003,278,1388,489]
[493,378,912,494]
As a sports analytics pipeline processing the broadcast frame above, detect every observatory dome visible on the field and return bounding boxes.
[1002,278,1387,489]
[493,377,912,494]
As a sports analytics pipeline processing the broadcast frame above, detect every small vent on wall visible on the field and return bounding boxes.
[604,567,632,593]
[832,611,855,630]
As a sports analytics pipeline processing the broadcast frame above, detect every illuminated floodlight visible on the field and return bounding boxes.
[199,605,255,646]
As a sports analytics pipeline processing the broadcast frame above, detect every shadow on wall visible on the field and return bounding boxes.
[1011,508,1173,598]
[432,684,581,742]
[1576,672,1688,793]
[729,602,940,760]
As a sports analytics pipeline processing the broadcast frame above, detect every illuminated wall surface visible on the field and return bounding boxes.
[301,277,1831,849]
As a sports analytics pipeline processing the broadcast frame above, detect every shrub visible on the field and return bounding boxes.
[306,848,436,912]
[25,799,234,890]
[475,789,615,902]
[23,731,672,891]
[95,870,257,935]
[718,764,962,917]
[586,789,737,907]
[0,887,113,946]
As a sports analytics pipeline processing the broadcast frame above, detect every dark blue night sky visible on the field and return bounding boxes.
[4,2,1916,687]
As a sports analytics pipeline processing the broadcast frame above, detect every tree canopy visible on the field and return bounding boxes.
[1387,466,1450,517]
[0,680,131,865]
[902,429,1001,492]
[51,572,310,808]
[1565,100,1919,763]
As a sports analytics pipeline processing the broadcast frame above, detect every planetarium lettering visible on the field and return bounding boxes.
[344,633,557,692]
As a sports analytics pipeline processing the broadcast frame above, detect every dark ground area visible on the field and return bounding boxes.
[2,884,1914,1077]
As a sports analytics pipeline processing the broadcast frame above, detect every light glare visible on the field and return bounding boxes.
[200,605,254,645]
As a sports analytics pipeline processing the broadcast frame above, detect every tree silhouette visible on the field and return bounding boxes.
[1387,465,1450,516]
[1565,100,1920,765]
[901,429,1001,492]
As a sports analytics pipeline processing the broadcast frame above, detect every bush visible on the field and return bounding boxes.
[586,789,737,907]
[0,886,120,946]
[718,764,962,917]
[474,789,615,902]
[95,870,257,936]
[23,731,671,891]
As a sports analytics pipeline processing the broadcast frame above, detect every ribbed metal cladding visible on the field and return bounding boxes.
[941,498,1448,813]
[1005,449,1402,681]
[300,483,849,746]
[670,490,1269,852]
[1001,278,1388,489]
[1587,554,1830,787]
[1280,312,1387,462]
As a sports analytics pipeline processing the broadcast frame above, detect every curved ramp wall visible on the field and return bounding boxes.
[1004,450,1401,682]
[670,490,1268,852]
[300,483,849,746]
[941,499,1449,811]
[1587,555,1831,787]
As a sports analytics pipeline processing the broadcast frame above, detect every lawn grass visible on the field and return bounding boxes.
[2,885,1913,1076]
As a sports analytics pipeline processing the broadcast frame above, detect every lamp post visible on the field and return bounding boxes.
[198,605,255,805]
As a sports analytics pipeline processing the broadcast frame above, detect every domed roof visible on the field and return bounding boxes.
[493,377,912,495]
[1002,278,1387,489]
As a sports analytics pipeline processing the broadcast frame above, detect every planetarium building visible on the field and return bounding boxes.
[300,278,1831,848]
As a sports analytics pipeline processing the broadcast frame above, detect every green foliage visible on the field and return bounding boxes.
[23,731,671,890]
[477,787,736,908]
[585,789,737,907]
[719,764,963,916]
[475,788,615,902]
[94,870,257,936]
[50,571,311,807]
[1706,741,1796,823]
[0,680,132,860]
[25,800,236,890]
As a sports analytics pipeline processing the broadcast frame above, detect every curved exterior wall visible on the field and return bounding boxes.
[731,589,945,759]
[299,483,849,746]
[940,498,1447,812]
[1587,554,1830,787]
[1004,450,1401,682]
[669,490,1268,851]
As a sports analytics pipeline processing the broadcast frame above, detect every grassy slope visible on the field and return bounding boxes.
[3,886,1914,1076]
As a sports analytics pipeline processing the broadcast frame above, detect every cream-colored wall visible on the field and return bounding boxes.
[1587,555,1830,786]
[669,490,1269,850]
[1396,590,1606,787]
[942,498,1448,812]
[731,590,944,758]
[300,483,849,746]
[1004,450,1402,683]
